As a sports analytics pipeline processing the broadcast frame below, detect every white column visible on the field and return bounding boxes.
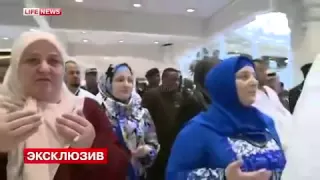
[218,35,227,59]
[250,30,261,59]
[276,0,320,85]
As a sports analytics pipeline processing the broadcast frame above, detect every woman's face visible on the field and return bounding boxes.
[235,66,258,106]
[111,68,133,101]
[18,40,64,102]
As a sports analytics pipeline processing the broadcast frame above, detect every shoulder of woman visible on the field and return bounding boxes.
[82,97,104,117]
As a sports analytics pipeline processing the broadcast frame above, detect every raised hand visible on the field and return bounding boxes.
[225,160,272,180]
[56,110,95,148]
[0,110,41,152]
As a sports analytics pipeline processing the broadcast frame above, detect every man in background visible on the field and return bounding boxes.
[289,63,312,113]
[252,59,292,149]
[64,60,97,101]
[145,68,160,91]
[143,68,182,180]
[279,82,289,110]
[82,68,99,95]
[267,72,282,93]
[213,49,221,60]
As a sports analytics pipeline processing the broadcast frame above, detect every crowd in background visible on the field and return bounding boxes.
[0,31,314,180]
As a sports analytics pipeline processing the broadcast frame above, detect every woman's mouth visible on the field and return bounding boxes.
[36,78,51,82]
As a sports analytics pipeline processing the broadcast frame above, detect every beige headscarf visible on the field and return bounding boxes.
[0,31,83,180]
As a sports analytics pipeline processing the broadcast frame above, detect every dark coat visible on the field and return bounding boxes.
[142,87,182,180]
[289,83,303,113]
[175,88,211,133]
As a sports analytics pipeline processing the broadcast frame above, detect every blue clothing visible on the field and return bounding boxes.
[166,56,286,180]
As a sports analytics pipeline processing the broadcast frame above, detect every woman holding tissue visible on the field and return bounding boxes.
[96,64,160,180]
[0,31,130,180]
[166,56,286,180]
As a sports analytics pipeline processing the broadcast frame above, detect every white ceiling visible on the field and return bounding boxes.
[52,0,230,17]
[0,0,242,63]
[59,29,201,45]
[0,0,305,65]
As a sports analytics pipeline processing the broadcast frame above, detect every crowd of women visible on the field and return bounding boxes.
[0,30,318,180]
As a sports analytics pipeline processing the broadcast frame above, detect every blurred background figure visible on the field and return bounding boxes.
[279,82,289,110]
[64,60,97,101]
[145,68,160,92]
[0,50,10,83]
[175,58,219,134]
[267,72,282,94]
[252,59,292,150]
[212,49,221,61]
[289,63,312,113]
[136,78,148,97]
[82,68,99,95]
[266,72,289,109]
[143,67,182,180]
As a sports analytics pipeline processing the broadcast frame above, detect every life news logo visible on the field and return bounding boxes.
[23,8,62,16]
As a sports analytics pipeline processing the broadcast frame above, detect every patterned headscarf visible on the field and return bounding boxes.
[98,63,141,104]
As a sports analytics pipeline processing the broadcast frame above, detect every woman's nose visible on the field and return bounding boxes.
[250,76,259,86]
[38,61,50,73]
[124,81,131,87]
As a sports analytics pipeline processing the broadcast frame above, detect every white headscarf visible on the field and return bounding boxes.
[0,31,82,180]
[282,55,320,180]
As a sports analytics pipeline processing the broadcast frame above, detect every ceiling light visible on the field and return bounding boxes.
[2,37,9,40]
[186,8,195,13]
[119,40,124,43]
[75,0,83,2]
[81,31,86,34]
[82,39,88,43]
[154,41,159,44]
[133,3,141,8]
[30,28,37,31]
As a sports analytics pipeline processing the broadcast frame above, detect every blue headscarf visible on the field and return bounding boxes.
[199,56,279,141]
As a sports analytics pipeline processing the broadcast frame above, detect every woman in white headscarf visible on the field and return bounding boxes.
[0,31,129,180]
[282,55,320,180]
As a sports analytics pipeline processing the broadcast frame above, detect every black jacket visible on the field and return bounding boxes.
[289,82,303,113]
[175,88,211,133]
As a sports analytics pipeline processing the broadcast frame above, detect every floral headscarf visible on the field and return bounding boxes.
[98,63,141,106]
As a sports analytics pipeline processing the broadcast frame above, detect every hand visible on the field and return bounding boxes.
[56,110,95,148]
[0,98,23,113]
[225,160,272,180]
[131,145,153,158]
[0,110,41,152]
